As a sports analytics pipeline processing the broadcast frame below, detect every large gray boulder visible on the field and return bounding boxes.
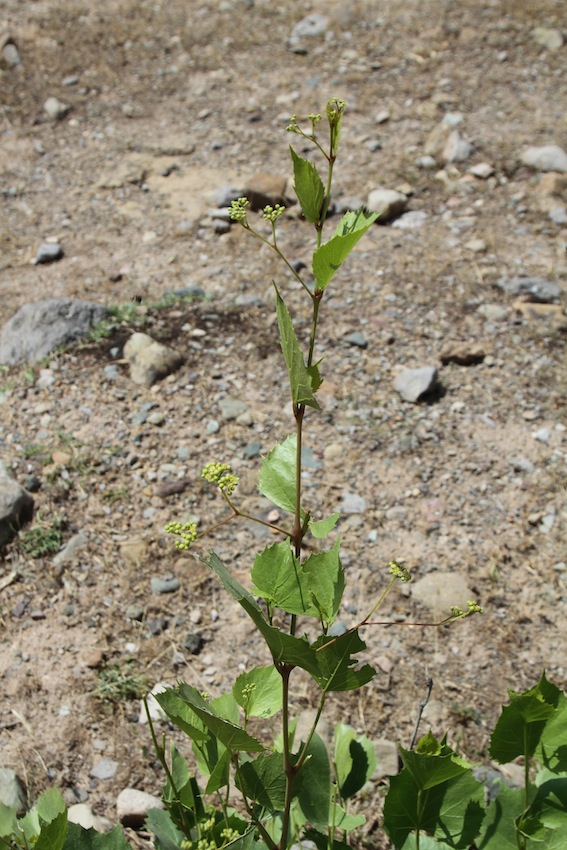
[0,463,34,548]
[0,298,108,365]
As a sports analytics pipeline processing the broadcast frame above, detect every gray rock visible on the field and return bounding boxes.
[373,739,399,779]
[416,155,437,169]
[53,532,88,566]
[90,758,118,781]
[366,188,408,223]
[123,333,183,387]
[391,210,428,230]
[442,130,474,163]
[43,97,71,120]
[495,276,561,303]
[394,366,439,403]
[206,419,220,434]
[2,38,21,67]
[67,804,108,833]
[243,173,287,211]
[0,298,108,365]
[345,332,368,348]
[532,27,564,51]
[520,145,567,173]
[213,186,244,207]
[103,364,119,380]
[291,14,328,38]
[549,206,567,224]
[411,571,473,614]
[0,465,34,548]
[219,398,249,420]
[385,506,408,522]
[477,303,509,322]
[469,162,495,179]
[151,576,180,594]
[33,242,63,265]
[341,493,367,514]
[117,788,164,828]
[0,768,26,814]
[182,633,204,654]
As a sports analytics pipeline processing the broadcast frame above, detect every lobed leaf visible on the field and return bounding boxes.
[258,435,303,516]
[233,665,283,719]
[312,208,378,292]
[312,629,375,692]
[308,512,340,539]
[275,287,320,409]
[290,147,325,224]
[236,752,287,811]
[251,540,318,617]
[302,538,344,625]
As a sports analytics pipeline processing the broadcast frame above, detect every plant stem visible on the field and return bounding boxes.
[307,294,322,369]
[293,403,305,561]
[280,664,295,850]
[295,690,327,773]
[232,755,279,850]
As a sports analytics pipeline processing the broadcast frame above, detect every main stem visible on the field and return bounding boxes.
[280,664,296,850]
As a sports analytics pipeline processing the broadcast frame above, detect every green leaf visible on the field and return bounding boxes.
[383,768,484,850]
[290,147,325,224]
[154,688,209,743]
[400,732,474,791]
[476,783,526,850]
[28,788,68,850]
[331,803,365,832]
[312,208,378,292]
[237,752,287,811]
[295,733,331,830]
[233,665,283,718]
[275,287,320,409]
[203,551,320,677]
[534,680,567,773]
[64,824,130,850]
[258,435,302,516]
[490,675,559,764]
[312,630,375,692]
[144,809,185,850]
[304,830,351,850]
[334,722,377,800]
[171,683,264,753]
[308,512,340,539]
[302,538,344,625]
[307,359,324,393]
[204,750,231,794]
[251,540,318,617]
[0,802,18,840]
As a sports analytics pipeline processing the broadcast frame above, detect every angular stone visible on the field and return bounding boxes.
[442,130,474,163]
[123,333,183,386]
[373,739,400,779]
[44,96,71,120]
[219,398,249,421]
[513,302,567,333]
[90,757,118,781]
[117,788,164,828]
[411,571,473,615]
[0,465,34,548]
[532,27,564,51]
[469,162,495,179]
[520,145,567,173]
[366,188,408,223]
[0,768,26,814]
[291,14,328,39]
[496,276,561,303]
[243,173,287,211]
[34,242,64,264]
[394,366,439,403]
[0,299,108,365]
[439,342,485,366]
[67,804,107,833]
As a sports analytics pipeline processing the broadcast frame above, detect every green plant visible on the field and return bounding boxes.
[95,659,148,704]
[155,100,482,850]
[19,515,63,558]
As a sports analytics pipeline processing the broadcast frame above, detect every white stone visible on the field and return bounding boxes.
[520,145,567,173]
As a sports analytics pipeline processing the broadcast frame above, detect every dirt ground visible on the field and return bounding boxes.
[0,0,566,846]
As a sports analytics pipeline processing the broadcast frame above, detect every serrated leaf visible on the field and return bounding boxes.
[312,208,378,292]
[143,809,185,850]
[334,722,377,800]
[302,538,344,625]
[534,678,567,773]
[251,540,318,616]
[476,783,526,850]
[400,734,474,791]
[275,288,320,409]
[490,676,558,764]
[258,435,300,515]
[172,683,264,753]
[312,629,375,692]
[236,752,287,811]
[383,767,484,850]
[295,733,331,830]
[290,147,325,224]
[233,665,283,719]
[308,512,340,540]
[203,550,263,613]
[154,688,209,743]
[307,359,324,393]
[64,824,130,850]
[0,802,18,840]
[32,788,68,850]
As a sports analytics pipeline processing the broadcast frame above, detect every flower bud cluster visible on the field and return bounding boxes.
[450,600,484,619]
[164,520,198,551]
[388,560,411,582]
[202,462,239,496]
[262,204,285,223]
[228,197,250,223]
